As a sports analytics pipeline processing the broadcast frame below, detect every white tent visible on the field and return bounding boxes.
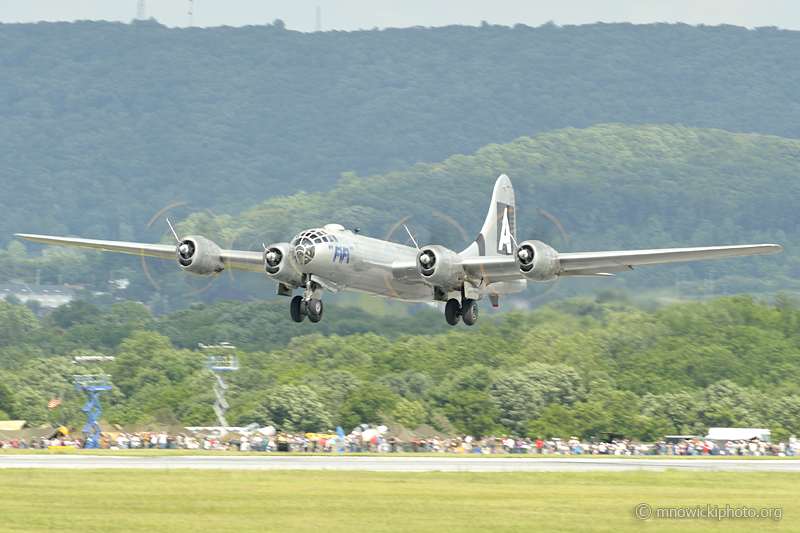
[705,427,771,442]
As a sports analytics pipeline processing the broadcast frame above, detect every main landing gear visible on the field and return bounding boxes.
[291,295,323,323]
[290,277,324,323]
[444,297,478,327]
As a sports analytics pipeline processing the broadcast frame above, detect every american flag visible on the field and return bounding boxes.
[48,395,61,409]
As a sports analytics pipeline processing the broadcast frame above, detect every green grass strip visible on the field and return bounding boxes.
[0,470,795,532]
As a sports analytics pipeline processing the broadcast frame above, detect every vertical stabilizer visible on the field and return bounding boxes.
[460,174,516,257]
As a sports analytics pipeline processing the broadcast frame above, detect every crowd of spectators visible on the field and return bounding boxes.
[3,432,800,456]
[0,435,82,449]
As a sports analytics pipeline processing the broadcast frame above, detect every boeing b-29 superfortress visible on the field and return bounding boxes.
[16,175,781,326]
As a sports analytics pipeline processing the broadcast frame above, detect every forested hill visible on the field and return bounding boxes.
[3,21,800,245]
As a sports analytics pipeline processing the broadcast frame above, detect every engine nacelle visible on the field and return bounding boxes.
[176,235,224,276]
[263,242,303,287]
[417,245,464,291]
[515,240,561,282]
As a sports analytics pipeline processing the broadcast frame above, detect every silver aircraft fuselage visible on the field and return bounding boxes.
[285,226,460,301]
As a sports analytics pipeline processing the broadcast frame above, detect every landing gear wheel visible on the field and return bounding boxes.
[308,299,323,323]
[445,298,461,326]
[462,299,478,326]
[290,295,305,323]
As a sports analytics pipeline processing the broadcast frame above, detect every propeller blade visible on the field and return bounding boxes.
[166,218,181,243]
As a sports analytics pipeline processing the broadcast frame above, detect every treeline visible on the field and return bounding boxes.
[6,124,797,309]
[3,21,800,248]
[2,293,800,441]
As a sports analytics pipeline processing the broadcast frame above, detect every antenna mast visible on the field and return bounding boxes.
[188,0,194,27]
[137,0,145,20]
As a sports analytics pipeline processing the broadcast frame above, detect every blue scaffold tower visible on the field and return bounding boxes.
[73,374,112,449]
[201,354,238,428]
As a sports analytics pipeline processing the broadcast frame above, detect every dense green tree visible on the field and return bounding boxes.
[640,391,701,435]
[0,302,38,348]
[376,370,435,400]
[303,370,363,426]
[526,403,576,440]
[0,378,16,418]
[392,398,427,430]
[110,331,198,398]
[48,300,103,329]
[428,364,496,405]
[487,372,543,434]
[520,362,585,407]
[339,383,398,430]
[767,396,800,438]
[443,391,501,436]
[239,385,331,433]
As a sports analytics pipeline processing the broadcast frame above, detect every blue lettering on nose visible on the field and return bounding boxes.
[332,246,341,262]
[341,247,350,264]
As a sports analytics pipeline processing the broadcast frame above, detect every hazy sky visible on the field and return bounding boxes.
[1,1,798,32]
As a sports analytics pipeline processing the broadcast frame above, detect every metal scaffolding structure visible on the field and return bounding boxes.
[201,355,238,427]
[73,374,112,449]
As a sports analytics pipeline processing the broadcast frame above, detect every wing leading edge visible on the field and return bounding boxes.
[13,233,265,273]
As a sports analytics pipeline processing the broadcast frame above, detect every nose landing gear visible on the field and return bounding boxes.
[290,277,324,323]
[290,295,324,323]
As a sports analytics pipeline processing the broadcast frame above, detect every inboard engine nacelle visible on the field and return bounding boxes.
[263,243,303,287]
[176,235,225,276]
[515,240,561,282]
[417,245,464,291]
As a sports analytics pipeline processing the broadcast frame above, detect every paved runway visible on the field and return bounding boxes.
[3,455,800,472]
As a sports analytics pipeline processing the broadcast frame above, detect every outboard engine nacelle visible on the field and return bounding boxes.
[515,240,561,282]
[176,235,225,276]
[263,242,303,287]
[417,245,464,291]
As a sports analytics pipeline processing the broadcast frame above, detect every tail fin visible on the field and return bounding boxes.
[461,174,517,257]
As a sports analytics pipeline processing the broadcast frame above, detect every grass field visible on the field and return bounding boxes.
[0,470,794,532]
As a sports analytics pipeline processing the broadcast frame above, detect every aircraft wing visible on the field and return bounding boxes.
[557,244,782,273]
[14,234,266,273]
[461,243,782,282]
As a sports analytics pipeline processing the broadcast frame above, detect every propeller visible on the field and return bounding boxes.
[382,212,472,301]
[519,208,569,303]
[140,203,299,302]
